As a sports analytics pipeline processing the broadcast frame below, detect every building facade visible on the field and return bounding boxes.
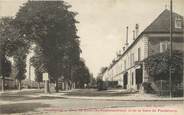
[102,9,184,91]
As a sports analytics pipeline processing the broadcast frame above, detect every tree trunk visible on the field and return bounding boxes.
[64,80,68,90]
[38,82,40,89]
[67,81,70,90]
[69,81,72,90]
[63,81,66,90]
[55,79,59,93]
[18,80,21,91]
[70,81,73,89]
[1,77,5,92]
[65,81,69,90]
[69,65,73,90]
[72,82,75,89]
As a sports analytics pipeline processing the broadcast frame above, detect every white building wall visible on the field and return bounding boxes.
[124,35,148,89]
[102,34,149,90]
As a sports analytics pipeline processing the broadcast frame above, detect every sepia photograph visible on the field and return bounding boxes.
[0,0,184,115]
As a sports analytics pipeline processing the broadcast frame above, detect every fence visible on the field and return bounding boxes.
[155,80,183,97]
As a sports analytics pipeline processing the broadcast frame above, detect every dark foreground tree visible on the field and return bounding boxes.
[14,1,80,92]
[0,17,29,91]
[0,17,13,91]
[0,55,11,91]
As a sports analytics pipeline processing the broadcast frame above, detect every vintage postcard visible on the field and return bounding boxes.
[0,0,184,115]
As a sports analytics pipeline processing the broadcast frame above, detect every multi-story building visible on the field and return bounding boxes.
[102,9,184,91]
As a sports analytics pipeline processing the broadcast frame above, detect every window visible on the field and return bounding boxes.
[124,60,126,70]
[175,16,183,29]
[138,48,141,61]
[160,41,168,53]
[130,53,134,66]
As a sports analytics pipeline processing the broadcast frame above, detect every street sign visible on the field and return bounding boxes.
[43,73,49,81]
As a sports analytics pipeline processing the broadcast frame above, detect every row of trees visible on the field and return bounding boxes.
[0,1,91,92]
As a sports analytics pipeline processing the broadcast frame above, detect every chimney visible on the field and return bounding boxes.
[135,24,139,37]
[125,26,129,47]
[133,30,135,40]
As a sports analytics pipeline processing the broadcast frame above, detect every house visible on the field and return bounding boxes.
[102,9,184,91]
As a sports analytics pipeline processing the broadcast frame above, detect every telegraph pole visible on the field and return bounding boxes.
[28,61,32,88]
[169,0,173,98]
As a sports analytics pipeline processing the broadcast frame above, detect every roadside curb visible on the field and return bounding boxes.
[38,94,184,101]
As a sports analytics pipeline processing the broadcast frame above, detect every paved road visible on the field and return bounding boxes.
[0,89,184,115]
[0,95,183,115]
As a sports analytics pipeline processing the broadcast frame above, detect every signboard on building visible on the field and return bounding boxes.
[43,73,49,81]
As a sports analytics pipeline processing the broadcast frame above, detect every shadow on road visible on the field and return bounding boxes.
[64,89,138,97]
[0,95,66,101]
[0,103,50,114]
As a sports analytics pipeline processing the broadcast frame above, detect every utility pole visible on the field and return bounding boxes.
[169,0,173,98]
[28,61,32,88]
[0,24,4,92]
[183,11,184,100]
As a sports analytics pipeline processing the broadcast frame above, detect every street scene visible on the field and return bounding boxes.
[0,0,184,115]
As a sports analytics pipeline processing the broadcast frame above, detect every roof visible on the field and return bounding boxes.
[144,9,183,33]
[106,9,184,71]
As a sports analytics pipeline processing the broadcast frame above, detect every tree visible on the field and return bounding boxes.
[73,59,90,88]
[96,67,107,81]
[0,17,14,91]
[144,50,183,82]
[0,55,11,91]
[34,69,43,89]
[14,1,80,92]
[0,17,29,57]
[13,47,28,90]
[30,45,45,89]
[0,17,29,91]
[89,74,97,88]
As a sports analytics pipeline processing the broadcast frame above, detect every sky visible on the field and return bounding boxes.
[0,0,184,78]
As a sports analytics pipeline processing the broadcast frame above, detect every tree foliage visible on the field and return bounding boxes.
[0,17,30,57]
[30,45,45,83]
[0,17,30,91]
[13,48,28,82]
[73,59,91,88]
[144,50,183,82]
[14,1,81,91]
[0,55,11,78]
[34,69,43,83]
